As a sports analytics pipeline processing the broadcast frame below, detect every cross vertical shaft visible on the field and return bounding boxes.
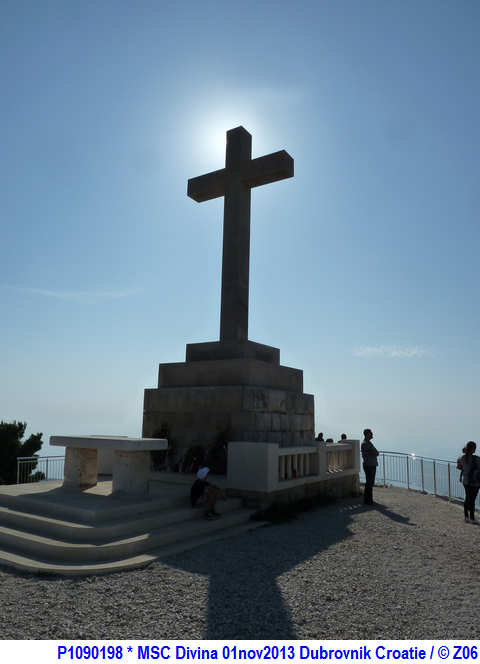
[187,126,294,346]
[220,128,252,342]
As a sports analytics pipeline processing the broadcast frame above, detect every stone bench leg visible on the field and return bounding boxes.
[63,447,98,488]
[112,450,150,495]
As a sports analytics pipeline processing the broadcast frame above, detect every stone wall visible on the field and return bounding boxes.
[227,473,360,510]
[225,440,361,509]
[143,384,315,455]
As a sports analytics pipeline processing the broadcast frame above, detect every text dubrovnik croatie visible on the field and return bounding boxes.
[53,644,480,663]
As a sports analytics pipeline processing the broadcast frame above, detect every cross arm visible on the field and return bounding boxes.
[242,150,294,189]
[187,168,226,203]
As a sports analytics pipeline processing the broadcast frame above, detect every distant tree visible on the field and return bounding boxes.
[0,421,43,485]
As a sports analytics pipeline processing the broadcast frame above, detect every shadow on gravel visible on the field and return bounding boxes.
[374,503,416,526]
[166,496,377,639]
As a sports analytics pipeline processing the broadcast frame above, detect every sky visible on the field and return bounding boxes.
[1,0,479,462]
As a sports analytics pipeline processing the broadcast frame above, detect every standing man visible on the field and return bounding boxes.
[361,428,379,505]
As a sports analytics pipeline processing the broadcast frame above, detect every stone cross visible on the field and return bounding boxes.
[187,126,294,344]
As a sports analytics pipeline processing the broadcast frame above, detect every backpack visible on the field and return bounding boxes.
[468,456,480,487]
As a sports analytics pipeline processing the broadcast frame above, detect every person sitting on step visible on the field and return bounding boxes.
[190,466,227,519]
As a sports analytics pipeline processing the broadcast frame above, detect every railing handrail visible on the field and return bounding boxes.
[360,450,468,505]
[278,445,317,456]
[376,450,456,465]
[17,455,66,484]
[17,455,64,460]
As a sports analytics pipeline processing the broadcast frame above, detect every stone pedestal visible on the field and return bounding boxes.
[186,339,280,364]
[142,351,315,454]
[64,447,97,488]
[112,450,151,495]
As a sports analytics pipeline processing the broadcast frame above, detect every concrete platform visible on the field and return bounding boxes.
[0,474,266,576]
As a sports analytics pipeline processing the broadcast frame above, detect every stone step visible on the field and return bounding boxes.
[0,519,267,577]
[149,471,228,487]
[0,478,267,575]
[0,480,188,523]
[0,496,244,541]
[0,505,256,562]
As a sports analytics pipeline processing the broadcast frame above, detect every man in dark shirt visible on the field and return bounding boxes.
[361,428,379,506]
[190,467,227,519]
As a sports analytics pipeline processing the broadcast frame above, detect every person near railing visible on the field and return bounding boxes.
[361,428,379,506]
[456,441,480,523]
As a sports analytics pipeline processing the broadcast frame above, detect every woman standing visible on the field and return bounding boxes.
[457,441,480,523]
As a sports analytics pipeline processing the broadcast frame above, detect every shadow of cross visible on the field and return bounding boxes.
[187,126,294,344]
[165,498,409,639]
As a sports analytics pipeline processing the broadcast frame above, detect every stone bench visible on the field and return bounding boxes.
[50,435,167,495]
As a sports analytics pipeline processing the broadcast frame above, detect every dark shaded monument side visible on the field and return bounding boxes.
[143,127,314,452]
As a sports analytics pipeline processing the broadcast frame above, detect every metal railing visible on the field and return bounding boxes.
[17,450,467,503]
[17,456,65,484]
[359,451,468,504]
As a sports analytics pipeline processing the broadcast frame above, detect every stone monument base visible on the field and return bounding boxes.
[142,356,315,456]
[185,339,280,364]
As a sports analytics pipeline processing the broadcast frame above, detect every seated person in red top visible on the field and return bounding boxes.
[190,467,227,520]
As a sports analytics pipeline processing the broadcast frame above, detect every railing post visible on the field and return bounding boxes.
[406,455,410,490]
[448,463,451,501]
[46,457,49,482]
[382,453,386,486]
[421,458,424,493]
[433,460,437,496]
[17,458,20,484]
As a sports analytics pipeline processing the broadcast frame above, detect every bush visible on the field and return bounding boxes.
[201,426,231,474]
[179,445,205,474]
[0,421,43,485]
[150,422,177,470]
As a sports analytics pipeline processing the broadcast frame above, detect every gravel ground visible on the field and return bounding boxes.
[0,485,477,640]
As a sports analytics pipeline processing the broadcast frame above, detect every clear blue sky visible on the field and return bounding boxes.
[1,1,479,461]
